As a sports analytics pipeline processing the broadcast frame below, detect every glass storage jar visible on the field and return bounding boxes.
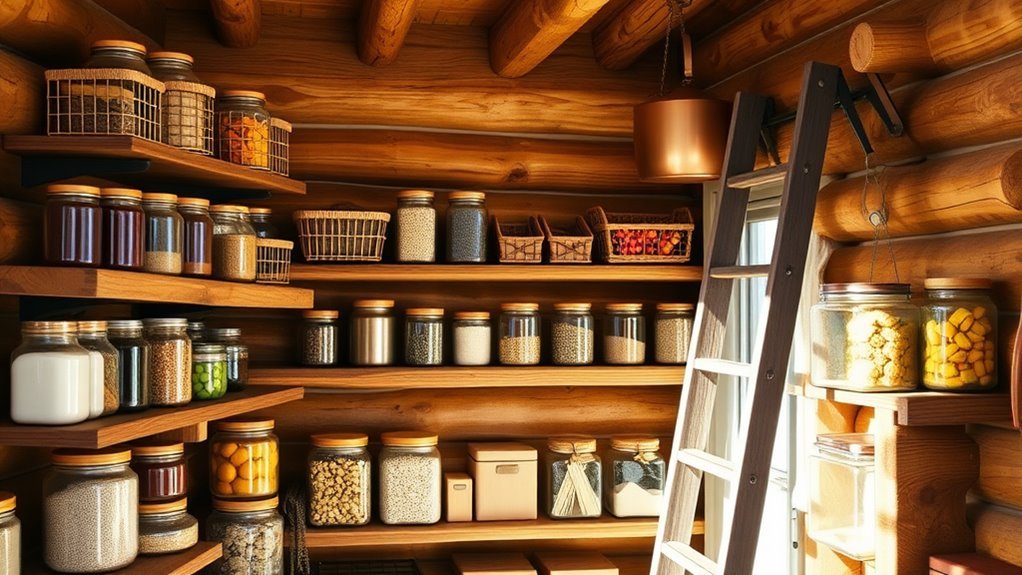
[210,418,279,499]
[86,39,151,73]
[921,278,998,391]
[44,447,138,573]
[249,207,277,239]
[605,303,646,365]
[131,442,187,503]
[77,320,120,417]
[206,327,249,391]
[551,303,594,365]
[300,310,340,366]
[147,51,214,154]
[396,190,436,262]
[351,300,395,366]
[605,436,664,518]
[107,320,149,412]
[547,436,601,519]
[808,433,876,561]
[10,321,91,425]
[655,303,694,365]
[143,318,192,406]
[191,343,228,400]
[453,311,491,366]
[379,431,442,525]
[142,193,184,275]
[45,184,102,267]
[187,321,205,342]
[499,303,541,365]
[446,191,487,263]
[177,197,214,277]
[100,187,145,270]
[0,492,19,575]
[211,204,258,282]
[216,90,270,169]
[207,496,283,575]
[307,433,372,526]
[811,283,919,392]
[138,498,198,556]
[406,308,444,366]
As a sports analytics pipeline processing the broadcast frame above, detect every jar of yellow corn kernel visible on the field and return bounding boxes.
[921,278,997,391]
[210,418,279,499]
[811,283,919,392]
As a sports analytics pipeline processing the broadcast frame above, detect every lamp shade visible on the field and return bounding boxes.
[633,91,731,183]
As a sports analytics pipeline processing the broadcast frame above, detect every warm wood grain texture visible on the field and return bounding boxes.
[0,198,41,265]
[683,0,764,41]
[814,143,1022,241]
[358,0,422,65]
[210,0,262,47]
[289,264,703,282]
[970,503,1022,568]
[3,135,307,196]
[489,0,610,78]
[592,0,711,70]
[849,20,937,74]
[970,425,1022,510]
[153,422,209,443]
[93,0,167,44]
[25,541,222,575]
[795,383,1012,427]
[0,50,43,135]
[0,386,303,448]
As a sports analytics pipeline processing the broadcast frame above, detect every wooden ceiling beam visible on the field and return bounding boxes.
[357,0,423,66]
[210,0,262,48]
[592,0,712,71]
[489,0,611,78]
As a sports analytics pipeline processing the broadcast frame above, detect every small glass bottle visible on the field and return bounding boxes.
[547,436,601,519]
[605,436,664,518]
[551,303,594,365]
[350,300,395,366]
[604,303,646,365]
[379,431,442,525]
[100,187,145,270]
[177,197,214,277]
[216,90,270,169]
[10,321,91,425]
[655,303,694,365]
[191,343,228,400]
[446,191,487,263]
[131,442,188,503]
[143,318,192,406]
[0,492,20,575]
[406,308,444,366]
[44,184,102,267]
[300,310,340,366]
[77,320,120,417]
[921,278,998,391]
[206,327,249,391]
[206,497,283,575]
[248,207,278,239]
[210,418,279,499]
[499,303,541,365]
[142,193,184,275]
[210,204,258,282]
[138,498,199,556]
[307,433,372,526]
[107,320,149,412]
[396,190,436,263]
[453,311,491,366]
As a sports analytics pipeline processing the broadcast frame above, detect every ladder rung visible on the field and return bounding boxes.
[677,448,735,480]
[691,358,755,379]
[709,264,770,279]
[662,541,718,575]
[727,163,789,189]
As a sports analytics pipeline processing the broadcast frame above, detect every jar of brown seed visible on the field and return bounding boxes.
[499,303,541,365]
[211,204,257,282]
[143,318,192,406]
[396,190,436,262]
[299,310,339,366]
[307,433,371,526]
[551,303,593,365]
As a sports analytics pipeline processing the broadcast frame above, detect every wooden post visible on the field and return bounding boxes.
[849,20,936,74]
[210,0,262,48]
[489,0,610,78]
[592,0,711,71]
[357,0,422,66]
[0,49,43,135]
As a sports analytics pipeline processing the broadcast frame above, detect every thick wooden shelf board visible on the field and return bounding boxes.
[250,366,686,389]
[26,541,222,575]
[0,266,314,309]
[4,135,306,195]
[0,386,304,448]
[290,264,705,283]
[416,553,654,575]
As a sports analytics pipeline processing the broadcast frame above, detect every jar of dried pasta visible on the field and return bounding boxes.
[216,90,270,169]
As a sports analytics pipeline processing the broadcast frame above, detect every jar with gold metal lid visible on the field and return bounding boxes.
[605,435,664,518]
[351,300,396,366]
[143,318,192,406]
[210,418,279,499]
[546,436,601,519]
[379,431,442,525]
[211,204,258,282]
[308,433,372,526]
[142,192,184,275]
[406,308,444,366]
[499,302,541,365]
[45,184,102,267]
[178,197,214,277]
[446,191,487,263]
[0,492,19,575]
[206,496,283,575]
[397,190,436,262]
[216,90,270,169]
[147,51,215,155]
[605,303,646,365]
[921,278,998,391]
[100,187,145,270]
[552,303,594,365]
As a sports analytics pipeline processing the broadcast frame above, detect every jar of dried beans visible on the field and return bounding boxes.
[211,205,258,282]
[405,308,444,366]
[143,318,192,406]
[604,303,646,365]
[396,190,436,262]
[206,497,283,575]
[551,303,594,365]
[142,193,184,275]
[177,197,214,277]
[307,433,371,526]
[147,51,215,155]
[446,191,487,263]
[655,303,693,365]
[379,431,442,525]
[100,187,144,271]
[300,310,340,366]
[499,303,541,365]
[45,184,102,267]
[131,442,187,503]
[921,278,998,391]
[216,90,270,169]
[210,418,280,499]
[546,436,601,519]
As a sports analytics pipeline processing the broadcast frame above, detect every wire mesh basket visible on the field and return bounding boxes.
[539,215,593,264]
[294,210,390,262]
[494,216,544,263]
[587,206,695,263]
[46,68,164,141]
[256,238,294,284]
[217,109,270,169]
[269,117,292,176]
[162,81,215,155]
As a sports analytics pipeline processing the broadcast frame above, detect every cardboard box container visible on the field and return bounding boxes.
[445,472,473,522]
[468,442,538,521]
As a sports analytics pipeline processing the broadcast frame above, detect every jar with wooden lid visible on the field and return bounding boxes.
[131,442,187,503]
[921,278,997,391]
[100,187,144,270]
[406,308,444,366]
[605,436,664,518]
[86,39,151,73]
[446,191,487,263]
[655,303,693,364]
[308,433,372,526]
[217,90,270,169]
[499,303,541,365]
[396,190,436,262]
[77,320,120,417]
[210,418,279,499]
[605,303,646,365]
[148,51,215,155]
[351,300,396,366]
[453,311,491,366]
[0,492,19,575]
[108,320,149,412]
[11,321,91,425]
[206,327,249,391]
[191,342,228,400]
[811,283,919,392]
[546,436,601,519]
[44,447,138,573]
[177,197,214,277]
[379,431,442,525]
[143,318,192,406]
[211,204,258,282]
[300,310,340,366]
[552,303,594,365]
[206,496,283,575]
[142,193,184,275]
[249,207,278,239]
[137,497,198,556]
[45,184,102,267]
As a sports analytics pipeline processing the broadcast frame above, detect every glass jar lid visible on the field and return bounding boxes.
[92,39,147,54]
[554,303,592,312]
[303,310,340,319]
[108,319,144,331]
[139,497,188,515]
[454,311,490,321]
[353,299,395,309]
[820,282,911,296]
[657,303,695,312]
[407,308,444,318]
[0,492,14,513]
[606,303,643,312]
[501,302,539,312]
[21,320,77,335]
[144,318,189,329]
[188,321,205,330]
[610,435,660,452]
[449,191,485,202]
[77,320,108,334]
[398,190,434,200]
[147,51,194,65]
[220,89,266,101]
[217,418,274,432]
[548,435,597,454]
[194,343,226,354]
[52,447,132,467]
[131,441,184,458]
[213,495,278,513]
[100,187,143,200]
[923,277,992,290]
[178,197,211,209]
[311,433,369,448]
[142,192,178,204]
[210,204,248,214]
[47,184,100,198]
[381,430,438,447]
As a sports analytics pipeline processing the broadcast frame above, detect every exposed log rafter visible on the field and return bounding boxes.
[489,0,611,78]
[358,0,423,66]
[592,0,711,71]
[210,0,262,48]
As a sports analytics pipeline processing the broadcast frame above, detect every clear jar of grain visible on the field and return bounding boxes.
[604,303,646,365]
[210,418,280,499]
[138,498,198,556]
[142,193,184,275]
[211,204,258,282]
[249,207,278,239]
[446,191,487,263]
[499,303,541,365]
[107,320,149,412]
[44,447,138,573]
[604,436,664,518]
[300,310,340,366]
[147,52,214,155]
[655,303,694,365]
[351,300,396,366]
[10,321,91,425]
[131,442,187,503]
[45,184,102,267]
[191,343,228,400]
[406,308,444,366]
[77,320,120,417]
[0,492,20,575]
[206,497,283,575]
[396,190,436,262]
[453,311,491,366]
[143,318,192,406]
[546,436,601,519]
[379,431,442,525]
[921,278,998,391]
[206,327,249,391]
[216,90,270,169]
[552,303,594,365]
[308,433,372,526]
[177,197,214,277]
[100,187,145,271]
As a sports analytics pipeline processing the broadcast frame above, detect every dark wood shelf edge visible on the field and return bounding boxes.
[25,541,222,575]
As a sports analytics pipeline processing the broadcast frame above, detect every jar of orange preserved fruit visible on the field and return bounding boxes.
[210,418,279,498]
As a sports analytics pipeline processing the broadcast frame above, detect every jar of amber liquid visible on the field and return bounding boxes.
[131,442,187,503]
[177,197,213,277]
[45,184,102,267]
[100,188,144,270]
[210,418,279,499]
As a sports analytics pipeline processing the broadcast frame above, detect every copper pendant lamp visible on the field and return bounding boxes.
[634,1,731,183]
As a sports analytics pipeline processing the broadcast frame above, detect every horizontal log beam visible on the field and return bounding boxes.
[210,0,261,48]
[358,0,421,66]
[0,49,44,135]
[971,426,1022,511]
[592,0,711,71]
[683,0,763,41]
[489,0,611,78]
[970,503,1022,568]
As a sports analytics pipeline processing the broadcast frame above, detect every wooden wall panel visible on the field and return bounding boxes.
[971,425,1022,511]
[969,503,1022,568]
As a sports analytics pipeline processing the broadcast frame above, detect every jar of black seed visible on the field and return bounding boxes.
[206,327,249,391]
[405,308,443,366]
[446,191,487,263]
[604,435,664,517]
[551,303,594,365]
[300,310,339,366]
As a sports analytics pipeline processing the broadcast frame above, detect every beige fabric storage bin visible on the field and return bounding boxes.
[534,553,619,575]
[468,442,538,521]
[455,554,537,575]
[445,472,473,523]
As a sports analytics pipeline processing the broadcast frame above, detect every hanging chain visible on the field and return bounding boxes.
[658,0,692,97]
[860,152,900,283]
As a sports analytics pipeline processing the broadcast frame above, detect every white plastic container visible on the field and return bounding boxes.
[808,433,876,561]
[10,321,91,425]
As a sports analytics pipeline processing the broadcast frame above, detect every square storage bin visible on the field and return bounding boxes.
[808,433,876,561]
[468,442,538,521]
[445,472,473,523]
[455,554,537,575]
[534,553,619,575]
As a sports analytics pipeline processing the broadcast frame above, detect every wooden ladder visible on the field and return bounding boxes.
[650,61,845,575]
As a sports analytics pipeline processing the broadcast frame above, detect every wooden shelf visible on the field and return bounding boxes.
[3,135,306,197]
[0,386,303,448]
[416,553,652,575]
[0,266,314,309]
[26,541,222,575]
[250,365,686,389]
[289,264,704,283]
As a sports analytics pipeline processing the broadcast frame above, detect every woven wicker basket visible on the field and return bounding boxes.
[294,210,390,262]
[46,68,165,142]
[269,117,292,176]
[162,80,215,155]
[586,206,695,263]
[539,215,593,264]
[494,216,544,263]
[256,238,294,284]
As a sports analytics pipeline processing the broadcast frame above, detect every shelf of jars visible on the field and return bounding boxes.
[0,386,303,449]
[289,264,705,283]
[24,541,222,575]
